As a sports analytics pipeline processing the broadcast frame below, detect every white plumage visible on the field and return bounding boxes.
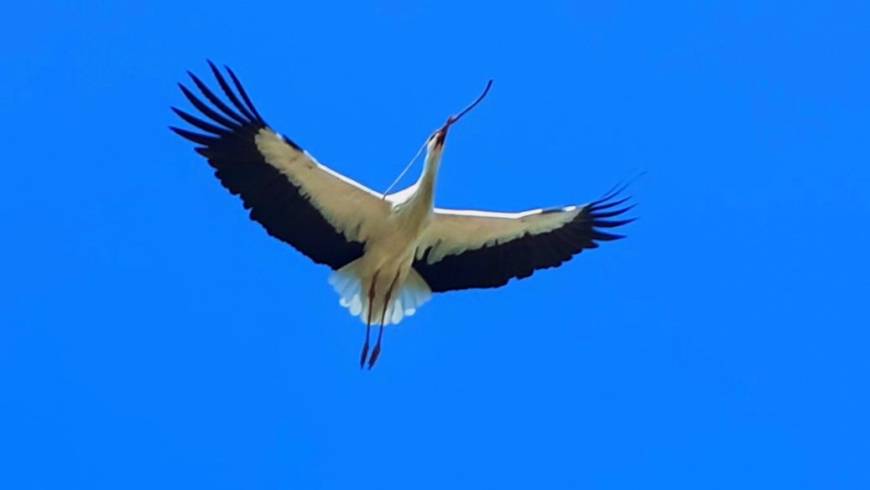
[171,62,634,368]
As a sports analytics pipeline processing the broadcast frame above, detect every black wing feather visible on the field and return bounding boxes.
[207,60,258,123]
[171,107,230,136]
[171,63,364,270]
[225,65,265,123]
[178,84,241,131]
[188,71,249,126]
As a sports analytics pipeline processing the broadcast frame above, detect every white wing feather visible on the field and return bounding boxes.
[416,206,582,264]
[255,128,390,243]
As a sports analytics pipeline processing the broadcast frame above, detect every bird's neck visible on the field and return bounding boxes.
[403,153,440,217]
[417,153,440,206]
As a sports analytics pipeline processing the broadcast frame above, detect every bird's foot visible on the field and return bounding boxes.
[359,342,370,369]
[367,344,382,370]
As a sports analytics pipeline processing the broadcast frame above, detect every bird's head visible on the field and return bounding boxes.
[426,119,453,154]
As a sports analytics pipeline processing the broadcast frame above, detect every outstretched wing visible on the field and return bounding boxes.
[170,62,390,269]
[413,187,634,292]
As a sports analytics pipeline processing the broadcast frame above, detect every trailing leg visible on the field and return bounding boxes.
[359,271,379,369]
[368,271,400,369]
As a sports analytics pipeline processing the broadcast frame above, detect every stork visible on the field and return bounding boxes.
[171,62,635,369]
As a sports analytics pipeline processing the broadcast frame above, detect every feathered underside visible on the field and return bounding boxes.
[412,185,635,292]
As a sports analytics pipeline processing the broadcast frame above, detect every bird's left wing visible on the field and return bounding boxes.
[413,189,634,292]
[171,62,390,269]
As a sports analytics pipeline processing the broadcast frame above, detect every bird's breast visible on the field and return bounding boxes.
[364,210,429,268]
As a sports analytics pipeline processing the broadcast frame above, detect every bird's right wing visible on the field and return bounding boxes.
[171,62,391,270]
[413,189,634,292]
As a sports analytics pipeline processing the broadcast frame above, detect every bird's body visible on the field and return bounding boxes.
[255,126,442,331]
[329,184,435,329]
[172,63,634,367]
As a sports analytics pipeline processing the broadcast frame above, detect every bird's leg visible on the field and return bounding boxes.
[360,272,379,369]
[359,324,371,369]
[368,325,384,370]
[368,271,400,370]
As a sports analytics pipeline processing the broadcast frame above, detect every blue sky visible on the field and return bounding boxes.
[2,1,869,488]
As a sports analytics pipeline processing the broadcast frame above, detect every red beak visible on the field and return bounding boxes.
[435,115,457,147]
[434,128,447,147]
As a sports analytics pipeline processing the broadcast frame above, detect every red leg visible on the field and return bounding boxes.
[368,272,400,370]
[360,272,379,369]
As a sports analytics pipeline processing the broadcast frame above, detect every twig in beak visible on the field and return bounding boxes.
[444,79,493,129]
[435,79,493,145]
[382,80,494,198]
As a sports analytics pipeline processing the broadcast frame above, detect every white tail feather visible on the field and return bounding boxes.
[328,260,432,326]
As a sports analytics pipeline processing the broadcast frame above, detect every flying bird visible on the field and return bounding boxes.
[171,62,635,368]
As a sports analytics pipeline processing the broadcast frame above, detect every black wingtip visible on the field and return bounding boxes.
[169,126,216,146]
[223,64,264,123]
[595,218,636,228]
[593,195,632,211]
[177,83,196,102]
[591,230,626,241]
[584,178,640,241]
[592,203,637,218]
[187,71,205,89]
[596,171,646,203]
[204,61,258,123]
